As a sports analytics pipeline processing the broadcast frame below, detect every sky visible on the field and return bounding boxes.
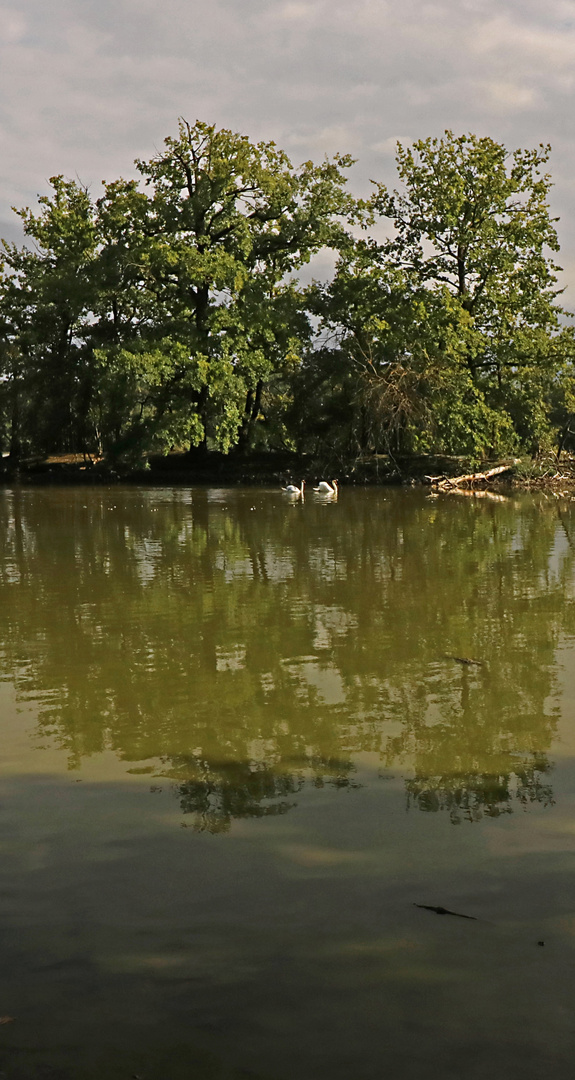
[1,0,575,293]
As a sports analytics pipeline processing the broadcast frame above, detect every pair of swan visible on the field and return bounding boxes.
[282,479,338,498]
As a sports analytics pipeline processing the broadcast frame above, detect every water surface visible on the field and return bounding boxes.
[0,485,574,1078]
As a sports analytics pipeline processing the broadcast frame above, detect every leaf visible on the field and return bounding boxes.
[0,1016,15,1025]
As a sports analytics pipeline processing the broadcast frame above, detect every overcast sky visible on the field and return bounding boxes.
[1,0,575,294]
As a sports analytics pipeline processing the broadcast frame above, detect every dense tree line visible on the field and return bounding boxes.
[0,121,573,467]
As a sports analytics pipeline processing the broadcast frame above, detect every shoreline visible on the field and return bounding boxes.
[1,451,575,490]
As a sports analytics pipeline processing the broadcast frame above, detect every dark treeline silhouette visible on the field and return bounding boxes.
[0,123,573,470]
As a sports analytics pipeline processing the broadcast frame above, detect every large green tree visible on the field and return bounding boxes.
[92,119,354,460]
[0,120,354,464]
[369,132,574,453]
[308,131,574,459]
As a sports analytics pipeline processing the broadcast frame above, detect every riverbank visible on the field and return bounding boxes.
[1,449,575,489]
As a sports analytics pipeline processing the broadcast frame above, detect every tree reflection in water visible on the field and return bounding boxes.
[406,753,554,824]
[164,754,359,833]
[0,485,573,825]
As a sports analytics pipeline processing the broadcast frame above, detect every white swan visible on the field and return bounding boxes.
[282,480,305,497]
[313,479,338,495]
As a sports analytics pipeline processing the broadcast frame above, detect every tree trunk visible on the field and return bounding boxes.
[236,381,263,452]
[193,284,210,451]
[556,418,575,461]
[8,379,21,461]
[196,384,209,451]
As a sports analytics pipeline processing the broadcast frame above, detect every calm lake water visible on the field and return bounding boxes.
[1,484,575,1078]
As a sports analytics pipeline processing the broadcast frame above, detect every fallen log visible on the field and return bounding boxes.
[434,462,518,490]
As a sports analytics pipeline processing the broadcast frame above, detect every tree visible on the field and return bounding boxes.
[93,119,354,460]
[2,127,573,466]
[306,244,505,459]
[0,177,98,459]
[364,131,574,454]
[0,120,354,465]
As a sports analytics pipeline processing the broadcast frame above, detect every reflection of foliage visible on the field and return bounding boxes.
[171,757,302,833]
[384,652,559,822]
[0,487,574,825]
[406,753,554,825]
[167,753,358,833]
[516,756,556,809]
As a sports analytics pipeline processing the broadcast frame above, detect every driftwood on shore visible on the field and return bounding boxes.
[425,462,519,490]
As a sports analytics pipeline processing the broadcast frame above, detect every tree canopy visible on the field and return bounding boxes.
[306,131,574,460]
[0,124,573,468]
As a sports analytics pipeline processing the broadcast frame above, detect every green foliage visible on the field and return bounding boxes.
[93,120,354,457]
[0,120,353,463]
[0,176,98,456]
[362,131,574,455]
[0,124,573,465]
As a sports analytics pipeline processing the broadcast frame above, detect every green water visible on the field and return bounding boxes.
[0,484,574,1078]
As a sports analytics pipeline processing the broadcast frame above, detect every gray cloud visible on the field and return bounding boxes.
[1,0,574,291]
